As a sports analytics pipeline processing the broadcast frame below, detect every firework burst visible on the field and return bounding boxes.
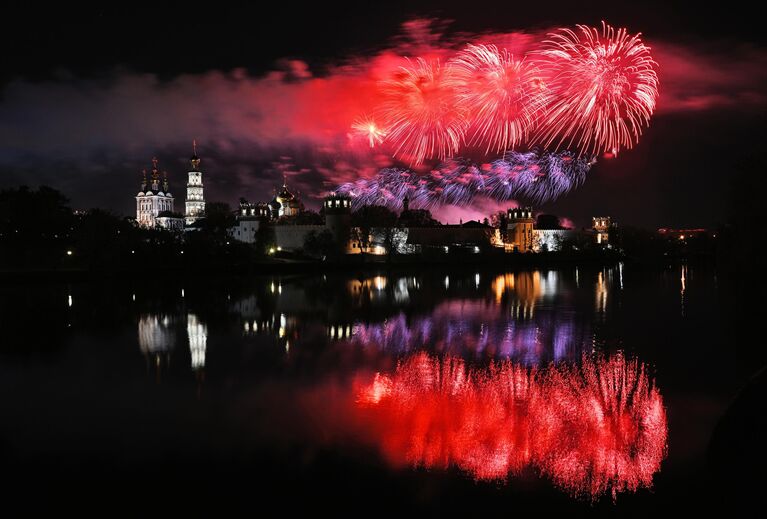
[336,150,591,210]
[448,44,548,154]
[351,116,388,147]
[378,58,468,164]
[533,22,659,156]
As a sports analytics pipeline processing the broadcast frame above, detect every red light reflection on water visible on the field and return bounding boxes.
[354,353,667,500]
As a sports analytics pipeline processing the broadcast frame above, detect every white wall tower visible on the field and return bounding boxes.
[185,140,206,225]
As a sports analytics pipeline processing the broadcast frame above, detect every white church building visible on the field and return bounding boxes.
[135,143,206,230]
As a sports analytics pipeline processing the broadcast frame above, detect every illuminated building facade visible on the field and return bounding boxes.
[230,193,353,252]
[506,207,535,253]
[135,158,180,229]
[593,216,611,244]
[269,177,304,218]
[185,142,206,225]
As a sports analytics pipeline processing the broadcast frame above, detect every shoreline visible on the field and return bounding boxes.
[0,252,718,282]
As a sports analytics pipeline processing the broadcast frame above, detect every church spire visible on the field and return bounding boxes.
[190,140,201,170]
[150,157,160,191]
[141,169,147,191]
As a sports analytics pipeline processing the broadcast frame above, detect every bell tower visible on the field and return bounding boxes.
[185,140,206,225]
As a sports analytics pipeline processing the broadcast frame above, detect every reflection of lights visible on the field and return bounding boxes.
[475,273,480,288]
[373,276,386,291]
[353,352,667,499]
[394,278,410,303]
[67,294,72,307]
[66,250,72,256]
[619,262,624,290]
[244,321,250,333]
[540,271,558,298]
[328,324,355,340]
[270,282,276,294]
[131,293,135,302]
[444,276,450,290]
[138,314,175,356]
[596,271,607,314]
[492,273,515,304]
[680,264,687,317]
[278,313,287,338]
[681,264,687,294]
[181,289,185,298]
[187,313,207,370]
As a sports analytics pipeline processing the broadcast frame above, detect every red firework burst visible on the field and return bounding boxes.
[448,44,547,153]
[533,22,659,156]
[351,116,388,147]
[378,58,467,165]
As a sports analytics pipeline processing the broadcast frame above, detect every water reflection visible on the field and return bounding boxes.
[187,313,207,370]
[596,270,609,315]
[346,352,667,500]
[138,314,175,376]
[348,300,583,362]
[680,264,687,317]
[132,268,627,370]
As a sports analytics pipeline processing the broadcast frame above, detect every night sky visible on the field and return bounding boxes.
[1,1,764,228]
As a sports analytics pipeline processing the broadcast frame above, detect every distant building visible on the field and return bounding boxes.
[135,158,182,229]
[323,193,353,248]
[593,216,611,244]
[657,228,712,240]
[269,177,304,218]
[506,207,535,253]
[230,192,353,253]
[185,141,206,225]
[232,200,270,244]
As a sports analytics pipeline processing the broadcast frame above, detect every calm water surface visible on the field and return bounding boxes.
[0,264,739,513]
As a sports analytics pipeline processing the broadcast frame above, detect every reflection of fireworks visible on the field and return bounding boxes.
[348,297,585,363]
[336,150,591,210]
[533,22,659,156]
[354,352,667,500]
[448,44,546,153]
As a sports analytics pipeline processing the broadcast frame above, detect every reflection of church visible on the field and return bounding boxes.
[137,312,208,377]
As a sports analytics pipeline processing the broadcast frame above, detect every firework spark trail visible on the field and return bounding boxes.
[354,352,667,500]
[335,150,591,210]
